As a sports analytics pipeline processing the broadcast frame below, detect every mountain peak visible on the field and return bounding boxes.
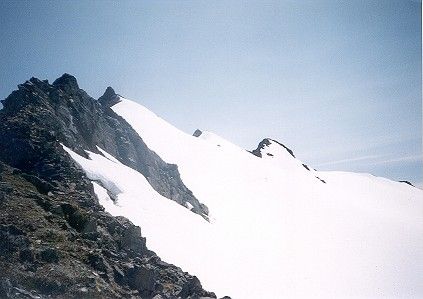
[1,76,52,113]
[251,138,296,158]
[52,73,79,91]
[98,86,120,107]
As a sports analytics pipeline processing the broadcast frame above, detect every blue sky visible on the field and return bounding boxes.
[0,0,421,186]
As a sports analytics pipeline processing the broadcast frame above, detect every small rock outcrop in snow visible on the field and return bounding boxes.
[399,180,415,187]
[193,129,203,137]
[251,138,296,158]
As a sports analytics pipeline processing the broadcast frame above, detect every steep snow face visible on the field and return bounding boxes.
[65,97,423,298]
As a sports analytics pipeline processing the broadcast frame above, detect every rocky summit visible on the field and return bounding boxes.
[0,74,221,298]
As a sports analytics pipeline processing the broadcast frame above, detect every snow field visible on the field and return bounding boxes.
[63,97,423,298]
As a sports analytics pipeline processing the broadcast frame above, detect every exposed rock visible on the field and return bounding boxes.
[302,163,310,171]
[0,75,223,298]
[399,180,415,187]
[52,73,79,92]
[0,75,209,219]
[193,129,203,137]
[251,138,296,158]
[117,217,146,255]
[127,264,157,295]
[98,86,121,107]
[315,176,326,184]
[38,248,59,263]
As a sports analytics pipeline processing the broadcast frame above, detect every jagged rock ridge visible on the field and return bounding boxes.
[0,74,221,298]
[0,74,209,219]
[251,138,296,158]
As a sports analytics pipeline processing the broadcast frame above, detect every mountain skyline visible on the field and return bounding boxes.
[1,73,421,298]
[0,0,421,186]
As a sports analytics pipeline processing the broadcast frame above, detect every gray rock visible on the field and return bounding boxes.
[38,248,59,263]
[193,129,203,137]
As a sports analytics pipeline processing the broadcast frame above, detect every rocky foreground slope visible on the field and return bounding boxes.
[0,74,221,298]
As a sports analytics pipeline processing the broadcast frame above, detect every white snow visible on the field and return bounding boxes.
[185,201,194,210]
[91,181,116,210]
[63,97,423,298]
[96,146,120,164]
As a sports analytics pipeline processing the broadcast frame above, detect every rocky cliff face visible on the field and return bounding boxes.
[0,75,219,298]
[0,74,208,219]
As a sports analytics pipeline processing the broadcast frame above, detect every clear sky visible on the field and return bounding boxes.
[1,0,421,186]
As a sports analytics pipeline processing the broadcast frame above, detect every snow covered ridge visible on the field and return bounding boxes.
[64,95,423,298]
[250,138,327,183]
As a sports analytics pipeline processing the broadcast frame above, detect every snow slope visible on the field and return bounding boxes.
[64,97,423,298]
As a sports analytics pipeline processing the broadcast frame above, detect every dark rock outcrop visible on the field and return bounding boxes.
[302,163,310,171]
[251,138,296,158]
[0,75,221,298]
[192,129,203,137]
[399,180,415,187]
[98,86,121,107]
[315,176,326,184]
